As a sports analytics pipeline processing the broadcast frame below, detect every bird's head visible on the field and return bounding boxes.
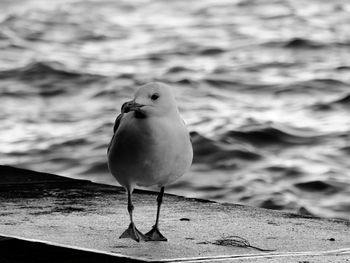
[124,82,179,118]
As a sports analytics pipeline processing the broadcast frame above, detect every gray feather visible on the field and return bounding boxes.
[107,102,128,154]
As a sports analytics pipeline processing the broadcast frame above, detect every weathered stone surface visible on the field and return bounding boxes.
[0,165,349,262]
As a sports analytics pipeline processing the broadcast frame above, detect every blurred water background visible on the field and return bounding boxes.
[0,0,349,220]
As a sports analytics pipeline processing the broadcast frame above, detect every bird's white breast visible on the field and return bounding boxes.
[108,112,193,190]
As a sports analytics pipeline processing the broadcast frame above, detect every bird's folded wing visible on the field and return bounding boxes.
[107,113,123,154]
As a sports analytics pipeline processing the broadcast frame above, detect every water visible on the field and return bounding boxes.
[0,0,349,220]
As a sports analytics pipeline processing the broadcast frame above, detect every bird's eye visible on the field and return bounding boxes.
[151,93,159,101]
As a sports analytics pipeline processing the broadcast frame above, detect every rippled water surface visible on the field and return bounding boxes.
[1,0,350,219]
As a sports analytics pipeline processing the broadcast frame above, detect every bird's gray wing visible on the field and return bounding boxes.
[107,113,123,154]
[107,102,129,154]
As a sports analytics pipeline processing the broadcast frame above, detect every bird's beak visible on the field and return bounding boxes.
[123,101,144,113]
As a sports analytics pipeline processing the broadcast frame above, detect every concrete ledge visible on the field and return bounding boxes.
[0,235,145,263]
[0,165,349,262]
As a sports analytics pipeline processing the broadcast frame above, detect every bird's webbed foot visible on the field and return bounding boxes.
[145,225,168,241]
[119,222,148,242]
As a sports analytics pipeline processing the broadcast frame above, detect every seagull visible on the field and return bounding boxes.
[107,82,193,242]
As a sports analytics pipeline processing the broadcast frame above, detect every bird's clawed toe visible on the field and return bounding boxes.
[119,223,148,242]
[145,226,168,241]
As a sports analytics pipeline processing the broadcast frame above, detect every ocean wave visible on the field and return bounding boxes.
[283,38,326,49]
[266,37,350,50]
[82,162,109,175]
[204,77,242,88]
[275,78,348,95]
[311,93,350,111]
[0,61,106,97]
[335,65,350,71]
[198,47,226,56]
[265,165,303,177]
[221,124,322,146]
[333,93,350,104]
[166,66,194,74]
[190,131,262,169]
[0,61,102,81]
[242,61,298,72]
[203,76,279,92]
[264,38,327,49]
[341,146,350,154]
[294,180,342,194]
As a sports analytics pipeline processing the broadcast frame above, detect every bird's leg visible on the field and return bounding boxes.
[119,189,147,242]
[145,187,167,241]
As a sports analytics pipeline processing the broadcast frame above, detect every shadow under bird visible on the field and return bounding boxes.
[107,82,193,242]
